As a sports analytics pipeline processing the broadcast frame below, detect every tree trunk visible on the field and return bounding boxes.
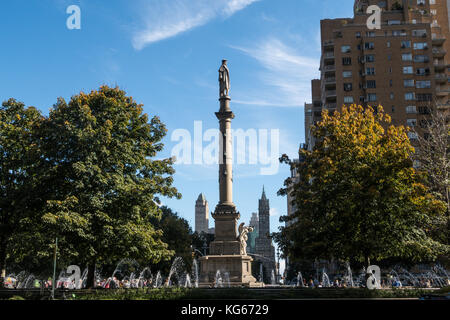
[86,261,96,289]
[0,236,7,288]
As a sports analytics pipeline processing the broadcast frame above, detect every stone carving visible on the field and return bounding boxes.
[238,222,254,256]
[219,60,230,97]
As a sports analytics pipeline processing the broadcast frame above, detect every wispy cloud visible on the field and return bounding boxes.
[132,0,260,50]
[231,38,319,107]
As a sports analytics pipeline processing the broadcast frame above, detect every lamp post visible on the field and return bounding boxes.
[51,237,58,300]
[202,239,208,256]
[276,248,280,284]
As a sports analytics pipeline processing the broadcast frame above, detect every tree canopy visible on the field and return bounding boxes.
[0,99,43,286]
[275,105,448,268]
[32,86,181,286]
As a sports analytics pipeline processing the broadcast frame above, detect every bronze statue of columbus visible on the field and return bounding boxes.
[219,59,230,98]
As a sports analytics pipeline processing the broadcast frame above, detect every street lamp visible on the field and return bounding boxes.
[276,248,280,284]
[202,239,208,256]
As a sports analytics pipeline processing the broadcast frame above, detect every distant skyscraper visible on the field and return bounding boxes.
[195,193,209,233]
[247,212,259,254]
[255,187,276,282]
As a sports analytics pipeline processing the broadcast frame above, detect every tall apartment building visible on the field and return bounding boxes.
[318,0,449,142]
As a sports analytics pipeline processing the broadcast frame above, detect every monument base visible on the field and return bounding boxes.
[198,255,263,288]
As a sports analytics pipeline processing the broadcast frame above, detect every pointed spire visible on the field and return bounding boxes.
[261,185,267,200]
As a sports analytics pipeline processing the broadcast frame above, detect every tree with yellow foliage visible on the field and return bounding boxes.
[276,105,448,268]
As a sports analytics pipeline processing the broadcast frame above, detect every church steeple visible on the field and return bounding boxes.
[261,185,267,200]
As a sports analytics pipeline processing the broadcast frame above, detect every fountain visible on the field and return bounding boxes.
[345,262,354,287]
[214,270,223,288]
[271,270,276,285]
[321,268,331,287]
[154,271,162,288]
[192,260,199,288]
[296,272,304,287]
[166,257,187,287]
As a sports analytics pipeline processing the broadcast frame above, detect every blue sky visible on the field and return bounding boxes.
[0,1,356,265]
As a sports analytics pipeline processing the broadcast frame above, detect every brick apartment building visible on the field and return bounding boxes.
[287,0,450,275]
[306,0,449,146]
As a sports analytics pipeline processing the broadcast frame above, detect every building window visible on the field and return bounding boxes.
[365,67,375,75]
[343,71,352,78]
[393,30,407,36]
[367,93,377,102]
[417,93,432,101]
[403,66,413,74]
[365,54,375,62]
[401,40,411,48]
[405,92,415,101]
[404,79,415,87]
[366,31,376,37]
[365,42,374,49]
[414,42,428,50]
[416,67,430,75]
[412,29,427,37]
[414,55,429,63]
[416,80,431,88]
[387,41,391,48]
[344,96,354,103]
[419,106,431,114]
[342,57,352,65]
[407,119,417,127]
[406,106,417,114]
[344,83,353,91]
[356,32,361,38]
[341,45,351,53]
[366,80,376,88]
[402,53,412,61]
[390,92,394,99]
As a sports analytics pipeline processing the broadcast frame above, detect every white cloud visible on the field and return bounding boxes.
[132,0,260,50]
[270,207,279,216]
[223,0,261,16]
[231,38,320,107]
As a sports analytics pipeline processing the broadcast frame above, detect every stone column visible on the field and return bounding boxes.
[217,96,233,206]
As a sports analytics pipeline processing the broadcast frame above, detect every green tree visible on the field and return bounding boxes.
[38,86,181,287]
[275,105,448,269]
[150,206,194,274]
[0,99,43,287]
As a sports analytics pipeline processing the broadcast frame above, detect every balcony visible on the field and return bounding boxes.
[323,52,335,61]
[432,36,446,46]
[323,65,336,73]
[323,40,334,48]
[434,62,447,71]
[435,74,447,84]
[325,103,337,110]
[324,77,336,84]
[325,90,337,98]
[432,48,446,58]
[436,87,450,96]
